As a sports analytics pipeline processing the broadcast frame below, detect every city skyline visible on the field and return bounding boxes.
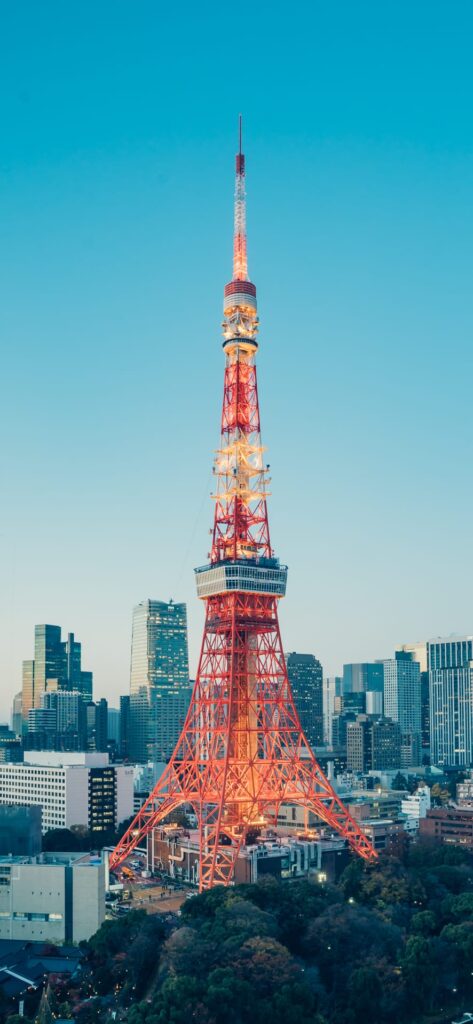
[2,2,473,716]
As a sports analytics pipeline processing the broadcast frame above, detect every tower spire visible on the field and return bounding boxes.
[233,114,248,282]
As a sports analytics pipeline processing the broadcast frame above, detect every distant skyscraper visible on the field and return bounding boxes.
[129,600,191,763]
[107,708,121,748]
[428,636,473,767]
[85,699,108,752]
[342,662,384,695]
[11,693,22,737]
[383,651,421,768]
[323,676,341,745]
[286,653,323,748]
[371,717,401,771]
[399,642,429,750]
[21,625,93,722]
[120,695,130,760]
[347,716,372,772]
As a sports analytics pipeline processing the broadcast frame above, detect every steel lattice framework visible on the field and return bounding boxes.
[110,120,377,888]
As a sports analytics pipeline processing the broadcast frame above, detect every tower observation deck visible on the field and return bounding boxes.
[110,120,377,888]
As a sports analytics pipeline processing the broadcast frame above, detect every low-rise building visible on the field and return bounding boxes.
[148,827,350,886]
[457,772,473,808]
[0,752,134,834]
[0,852,105,942]
[419,806,473,848]
[359,818,404,851]
[400,784,431,830]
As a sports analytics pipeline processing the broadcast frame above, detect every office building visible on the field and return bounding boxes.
[383,652,421,768]
[399,643,429,750]
[120,695,131,760]
[26,690,85,752]
[0,726,22,763]
[22,625,93,723]
[342,662,384,695]
[366,690,383,716]
[129,600,191,762]
[346,715,402,773]
[0,806,42,857]
[420,806,473,848]
[323,676,341,745]
[428,636,473,767]
[0,752,134,834]
[371,717,401,770]
[286,653,323,748]
[346,716,372,772]
[11,693,22,737]
[85,699,108,752]
[107,708,120,748]
[331,710,357,748]
[0,852,105,943]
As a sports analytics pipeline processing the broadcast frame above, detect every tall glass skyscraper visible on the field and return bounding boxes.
[342,662,384,694]
[286,652,323,748]
[383,651,421,768]
[21,625,93,724]
[129,600,191,763]
[428,636,473,767]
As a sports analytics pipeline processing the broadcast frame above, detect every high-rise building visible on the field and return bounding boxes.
[85,699,108,752]
[383,651,421,768]
[347,716,372,772]
[286,653,323,748]
[398,642,429,750]
[107,708,121,748]
[323,676,341,745]
[428,636,473,767]
[120,695,130,760]
[342,662,384,695]
[371,717,401,771]
[21,625,93,722]
[346,715,402,773]
[26,690,87,752]
[11,693,23,737]
[130,600,191,763]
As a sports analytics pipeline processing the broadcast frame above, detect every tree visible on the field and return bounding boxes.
[347,965,383,1022]
[392,772,408,791]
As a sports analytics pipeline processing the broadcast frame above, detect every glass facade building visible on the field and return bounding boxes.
[428,636,473,767]
[21,625,93,724]
[342,662,384,695]
[129,600,191,763]
[383,652,422,768]
[286,652,323,749]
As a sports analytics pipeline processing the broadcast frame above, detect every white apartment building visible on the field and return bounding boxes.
[0,852,105,943]
[401,784,431,830]
[0,752,134,833]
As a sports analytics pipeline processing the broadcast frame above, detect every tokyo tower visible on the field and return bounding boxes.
[110,121,376,889]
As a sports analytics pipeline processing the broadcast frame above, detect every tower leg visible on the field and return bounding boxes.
[290,757,377,861]
[197,801,246,890]
[109,767,185,870]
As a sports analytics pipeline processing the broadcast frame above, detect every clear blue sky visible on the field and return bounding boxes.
[1,1,472,718]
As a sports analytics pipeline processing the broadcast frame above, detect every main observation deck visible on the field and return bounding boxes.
[195,557,288,600]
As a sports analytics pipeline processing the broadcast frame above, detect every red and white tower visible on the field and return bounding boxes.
[111,122,376,888]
